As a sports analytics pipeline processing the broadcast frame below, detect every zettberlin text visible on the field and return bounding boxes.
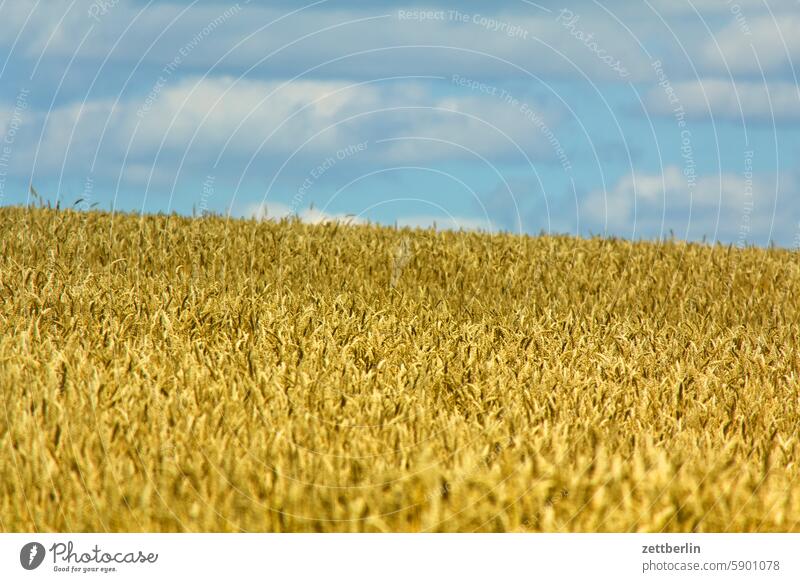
[642,543,701,554]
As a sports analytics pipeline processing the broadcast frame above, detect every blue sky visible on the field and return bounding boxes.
[1,0,799,246]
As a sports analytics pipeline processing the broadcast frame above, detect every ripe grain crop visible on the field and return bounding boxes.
[1,206,799,532]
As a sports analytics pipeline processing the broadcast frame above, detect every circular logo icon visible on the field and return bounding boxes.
[20,542,46,570]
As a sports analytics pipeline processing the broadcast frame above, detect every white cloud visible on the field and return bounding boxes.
[701,14,800,74]
[648,0,798,14]
[581,165,796,245]
[395,214,492,232]
[1,1,656,82]
[644,78,800,122]
[246,201,365,226]
[7,0,798,90]
[18,74,564,181]
[130,76,378,156]
[245,201,491,232]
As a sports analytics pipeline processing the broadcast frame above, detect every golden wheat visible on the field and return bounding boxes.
[1,206,798,532]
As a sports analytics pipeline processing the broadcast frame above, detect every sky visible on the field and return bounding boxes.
[1,0,799,246]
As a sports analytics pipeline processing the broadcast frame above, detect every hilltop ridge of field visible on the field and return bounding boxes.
[1,207,798,532]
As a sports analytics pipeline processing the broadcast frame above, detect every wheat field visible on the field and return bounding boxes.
[1,206,798,532]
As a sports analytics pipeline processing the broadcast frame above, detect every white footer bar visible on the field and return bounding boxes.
[2,534,797,581]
